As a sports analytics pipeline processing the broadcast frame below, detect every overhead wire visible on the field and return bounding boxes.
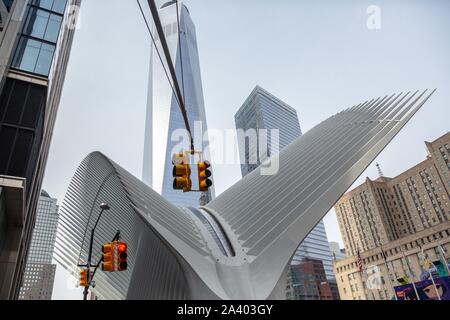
[136,0,183,112]
[139,0,195,152]
[175,0,186,103]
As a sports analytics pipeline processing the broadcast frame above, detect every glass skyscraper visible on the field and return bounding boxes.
[19,190,58,300]
[143,0,214,207]
[234,86,336,284]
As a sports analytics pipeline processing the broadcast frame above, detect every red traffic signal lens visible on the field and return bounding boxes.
[117,243,127,252]
[117,241,128,271]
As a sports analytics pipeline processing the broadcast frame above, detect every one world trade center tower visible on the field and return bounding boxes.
[143,1,215,207]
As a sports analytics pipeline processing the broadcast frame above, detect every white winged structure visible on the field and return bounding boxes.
[54,90,435,300]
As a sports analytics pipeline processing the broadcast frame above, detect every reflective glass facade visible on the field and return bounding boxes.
[2,0,14,11]
[143,2,214,207]
[292,220,335,280]
[235,86,303,176]
[11,0,67,76]
[235,86,335,281]
[19,191,58,300]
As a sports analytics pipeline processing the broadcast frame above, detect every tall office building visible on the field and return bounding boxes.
[19,190,58,300]
[335,132,450,258]
[329,242,346,261]
[143,1,214,207]
[234,86,336,293]
[0,0,80,299]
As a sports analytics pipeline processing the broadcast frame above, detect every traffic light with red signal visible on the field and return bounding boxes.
[173,153,192,192]
[117,241,128,272]
[79,269,89,287]
[198,160,213,191]
[102,242,115,272]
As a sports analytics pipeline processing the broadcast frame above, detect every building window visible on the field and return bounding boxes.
[23,7,63,43]
[12,37,55,75]
[32,0,67,14]
[10,0,67,76]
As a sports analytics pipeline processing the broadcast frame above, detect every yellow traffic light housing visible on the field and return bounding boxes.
[173,153,192,192]
[102,242,115,272]
[172,151,213,193]
[117,241,128,272]
[79,269,89,287]
[198,160,213,191]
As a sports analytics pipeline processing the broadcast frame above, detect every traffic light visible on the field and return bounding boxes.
[117,241,128,272]
[79,269,89,287]
[102,242,115,272]
[198,160,212,191]
[173,153,192,192]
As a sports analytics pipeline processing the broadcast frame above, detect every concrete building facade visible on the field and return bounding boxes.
[335,132,450,257]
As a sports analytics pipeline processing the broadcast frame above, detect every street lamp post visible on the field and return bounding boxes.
[82,203,110,300]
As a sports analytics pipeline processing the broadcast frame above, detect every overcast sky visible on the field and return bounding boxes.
[46,0,450,299]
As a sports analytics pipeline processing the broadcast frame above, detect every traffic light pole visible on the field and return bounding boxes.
[82,204,109,300]
[77,203,115,300]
